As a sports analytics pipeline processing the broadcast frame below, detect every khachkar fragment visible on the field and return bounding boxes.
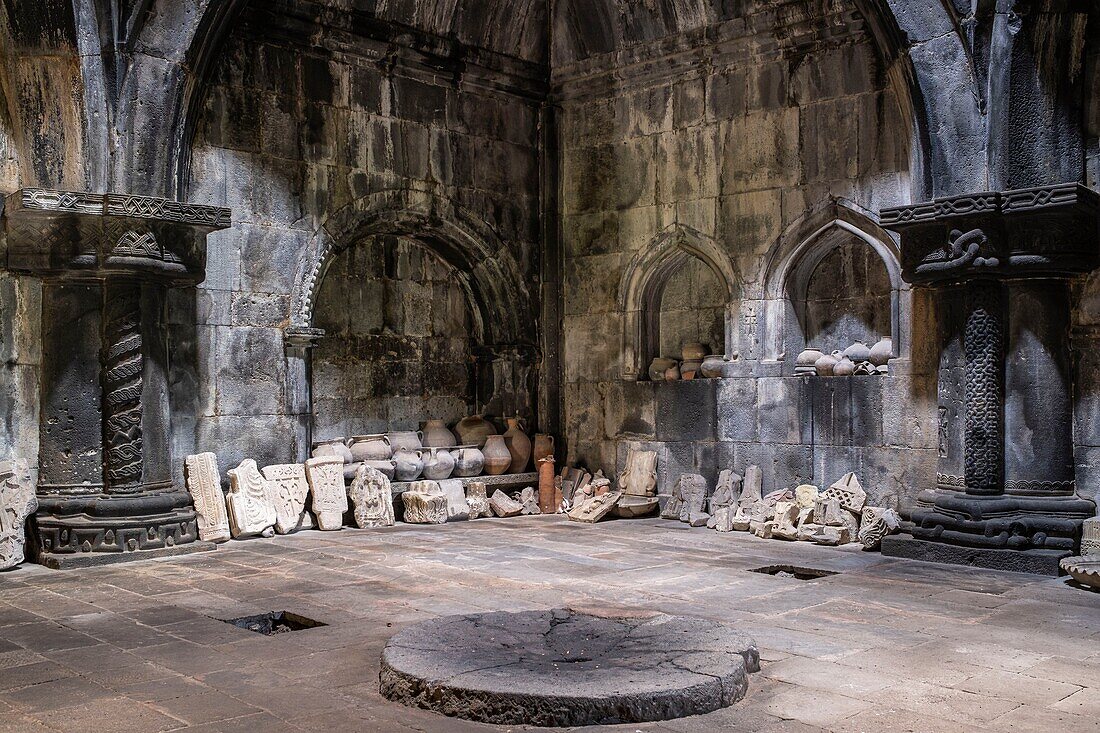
[857,507,901,550]
[348,464,395,528]
[226,460,277,539]
[489,489,524,517]
[305,456,348,530]
[466,481,493,519]
[0,460,37,569]
[402,481,447,524]
[184,453,230,542]
[261,463,313,534]
[568,490,623,523]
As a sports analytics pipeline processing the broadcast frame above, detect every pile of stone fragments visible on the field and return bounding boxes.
[661,466,901,550]
[183,452,550,542]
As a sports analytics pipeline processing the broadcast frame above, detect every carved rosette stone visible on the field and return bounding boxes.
[261,463,313,534]
[348,464,395,528]
[305,456,348,530]
[226,460,277,539]
[0,460,38,569]
[184,453,230,543]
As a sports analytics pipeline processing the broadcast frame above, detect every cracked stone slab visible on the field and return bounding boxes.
[379,608,759,727]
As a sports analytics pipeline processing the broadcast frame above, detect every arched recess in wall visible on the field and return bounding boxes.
[756,199,907,366]
[618,224,740,380]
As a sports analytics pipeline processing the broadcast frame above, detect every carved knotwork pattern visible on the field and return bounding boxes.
[103,284,144,490]
[963,281,1003,493]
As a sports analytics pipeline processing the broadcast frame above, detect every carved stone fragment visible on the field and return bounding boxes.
[402,481,448,524]
[0,460,37,569]
[857,506,901,550]
[568,490,623,523]
[226,459,278,539]
[305,456,348,530]
[261,463,313,534]
[489,489,524,518]
[348,464,395,528]
[439,480,470,521]
[822,473,867,514]
[183,453,230,543]
[466,481,493,519]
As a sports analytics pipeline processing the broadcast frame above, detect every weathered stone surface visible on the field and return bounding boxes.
[857,506,901,550]
[489,489,524,517]
[348,464,395,528]
[466,481,493,519]
[439,479,469,521]
[379,608,759,726]
[822,472,867,514]
[260,463,313,534]
[226,459,277,539]
[305,456,348,530]
[568,490,623,523]
[403,481,448,524]
[183,453,230,543]
[0,459,36,569]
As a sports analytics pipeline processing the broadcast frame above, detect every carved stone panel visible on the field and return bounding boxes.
[0,460,37,569]
[261,463,313,535]
[348,464,395,528]
[226,459,277,539]
[184,453,230,542]
[305,456,348,530]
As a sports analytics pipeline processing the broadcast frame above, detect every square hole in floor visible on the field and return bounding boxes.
[221,611,327,635]
[750,565,838,581]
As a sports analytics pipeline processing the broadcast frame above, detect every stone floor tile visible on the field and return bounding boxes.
[951,668,1082,706]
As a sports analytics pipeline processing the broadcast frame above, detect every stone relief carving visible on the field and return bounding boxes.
[0,460,37,569]
[226,459,277,539]
[184,453,230,543]
[261,463,313,534]
[348,463,395,528]
[305,456,348,530]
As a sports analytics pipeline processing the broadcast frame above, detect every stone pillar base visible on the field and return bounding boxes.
[881,535,1070,576]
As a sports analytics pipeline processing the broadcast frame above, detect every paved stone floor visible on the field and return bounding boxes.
[1,516,1099,732]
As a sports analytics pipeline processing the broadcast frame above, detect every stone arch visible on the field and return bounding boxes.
[618,224,740,380]
[756,199,907,364]
[289,188,532,350]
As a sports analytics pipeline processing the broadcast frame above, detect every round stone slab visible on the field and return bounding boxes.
[379,608,760,727]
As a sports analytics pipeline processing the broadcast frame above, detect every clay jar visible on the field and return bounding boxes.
[349,435,391,462]
[421,419,457,448]
[681,342,707,362]
[833,355,856,376]
[502,418,532,473]
[387,430,423,453]
[421,448,455,481]
[393,449,424,482]
[796,347,823,376]
[313,438,353,463]
[648,357,677,381]
[481,435,511,476]
[869,336,892,367]
[451,445,485,478]
[455,415,497,448]
[533,434,555,464]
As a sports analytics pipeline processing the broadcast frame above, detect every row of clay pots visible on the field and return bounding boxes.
[795,337,892,377]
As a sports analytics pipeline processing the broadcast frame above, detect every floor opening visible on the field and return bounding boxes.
[750,565,838,581]
[221,611,327,635]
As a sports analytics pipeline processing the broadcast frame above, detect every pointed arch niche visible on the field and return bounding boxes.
[757,201,909,369]
[618,225,741,381]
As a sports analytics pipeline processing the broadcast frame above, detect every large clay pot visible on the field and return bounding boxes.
[349,434,391,462]
[648,357,677,381]
[532,434,555,464]
[313,438,352,463]
[869,337,893,367]
[421,419,457,448]
[451,445,485,477]
[364,459,397,480]
[681,342,707,362]
[795,347,823,376]
[502,418,532,473]
[387,430,423,452]
[455,415,497,448]
[843,340,871,364]
[815,351,840,376]
[482,435,511,476]
[422,447,455,481]
[700,355,727,378]
[393,449,424,482]
[834,355,856,376]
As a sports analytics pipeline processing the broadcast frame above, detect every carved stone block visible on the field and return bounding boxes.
[348,464,395,528]
[402,481,448,524]
[822,472,867,514]
[489,489,524,517]
[466,481,493,519]
[857,506,901,550]
[568,490,622,523]
[305,456,348,530]
[184,453,230,543]
[226,459,278,539]
[439,479,469,521]
[261,463,313,534]
[618,449,658,497]
[0,459,37,569]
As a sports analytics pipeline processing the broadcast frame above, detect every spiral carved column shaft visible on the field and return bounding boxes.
[102,282,144,491]
[962,280,1004,495]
